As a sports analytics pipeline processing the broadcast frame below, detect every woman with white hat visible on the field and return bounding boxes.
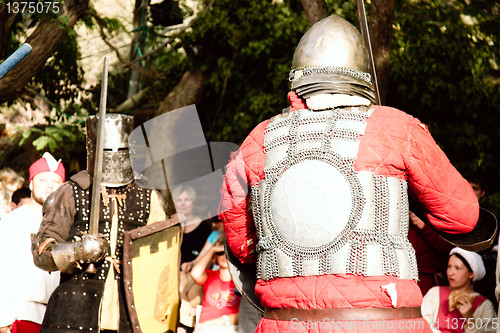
[421,247,497,332]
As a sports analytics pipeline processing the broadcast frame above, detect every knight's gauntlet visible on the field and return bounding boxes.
[31,234,58,272]
[50,234,110,274]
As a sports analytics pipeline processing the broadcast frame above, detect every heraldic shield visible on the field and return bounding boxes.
[123,218,181,333]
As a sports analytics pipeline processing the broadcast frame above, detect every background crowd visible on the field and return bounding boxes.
[0,156,498,333]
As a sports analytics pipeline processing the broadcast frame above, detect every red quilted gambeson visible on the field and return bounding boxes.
[219,98,478,333]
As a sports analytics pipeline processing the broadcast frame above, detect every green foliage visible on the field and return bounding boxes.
[32,33,84,104]
[170,0,359,144]
[327,0,358,25]
[389,0,500,214]
[20,124,78,152]
[15,103,88,173]
[178,0,307,143]
[2,0,499,212]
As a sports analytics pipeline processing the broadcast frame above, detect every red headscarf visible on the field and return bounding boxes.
[29,152,65,183]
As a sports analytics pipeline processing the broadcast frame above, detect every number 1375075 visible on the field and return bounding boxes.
[6,1,60,14]
[432,317,498,330]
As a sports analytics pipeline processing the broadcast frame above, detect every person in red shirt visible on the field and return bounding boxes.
[191,240,240,333]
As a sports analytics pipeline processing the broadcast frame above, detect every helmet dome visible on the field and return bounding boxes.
[290,15,375,103]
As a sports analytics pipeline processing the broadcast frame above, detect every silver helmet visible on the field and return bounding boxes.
[290,14,375,103]
[86,114,134,187]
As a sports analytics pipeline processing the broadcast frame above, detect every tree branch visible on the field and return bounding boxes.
[115,13,200,72]
[86,10,160,80]
[0,1,21,54]
[300,0,328,26]
[0,0,90,102]
[369,0,395,105]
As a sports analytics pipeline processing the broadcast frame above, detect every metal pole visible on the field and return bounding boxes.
[356,0,381,105]
[0,43,32,79]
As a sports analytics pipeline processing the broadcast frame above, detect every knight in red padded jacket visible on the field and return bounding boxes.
[219,14,479,333]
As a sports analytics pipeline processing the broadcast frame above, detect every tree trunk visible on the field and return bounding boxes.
[0,1,20,54]
[127,0,149,99]
[0,0,89,102]
[369,0,395,105]
[155,69,207,116]
[299,0,328,26]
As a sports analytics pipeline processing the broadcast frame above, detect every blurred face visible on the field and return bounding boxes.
[447,254,474,290]
[30,171,63,205]
[216,251,228,268]
[10,197,32,211]
[469,181,485,200]
[174,191,194,216]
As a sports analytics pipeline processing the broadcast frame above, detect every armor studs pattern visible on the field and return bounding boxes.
[69,181,151,282]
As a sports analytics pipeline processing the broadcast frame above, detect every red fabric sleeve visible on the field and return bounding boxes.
[406,116,479,233]
[356,105,478,234]
[219,120,268,264]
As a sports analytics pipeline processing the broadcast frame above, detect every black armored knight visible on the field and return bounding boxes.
[32,114,168,332]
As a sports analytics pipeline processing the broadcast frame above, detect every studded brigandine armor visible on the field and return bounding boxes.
[40,176,151,333]
[252,106,417,282]
[68,179,151,279]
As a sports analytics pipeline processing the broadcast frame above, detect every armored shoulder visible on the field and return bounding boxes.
[38,181,77,242]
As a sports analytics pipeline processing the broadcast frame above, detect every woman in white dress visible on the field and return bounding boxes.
[421,247,497,333]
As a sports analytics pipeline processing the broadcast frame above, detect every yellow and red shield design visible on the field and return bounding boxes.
[123,219,181,333]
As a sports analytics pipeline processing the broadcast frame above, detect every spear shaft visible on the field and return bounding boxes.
[356,0,381,105]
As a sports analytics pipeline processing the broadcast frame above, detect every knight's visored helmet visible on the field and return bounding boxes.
[86,114,134,187]
[290,14,375,103]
